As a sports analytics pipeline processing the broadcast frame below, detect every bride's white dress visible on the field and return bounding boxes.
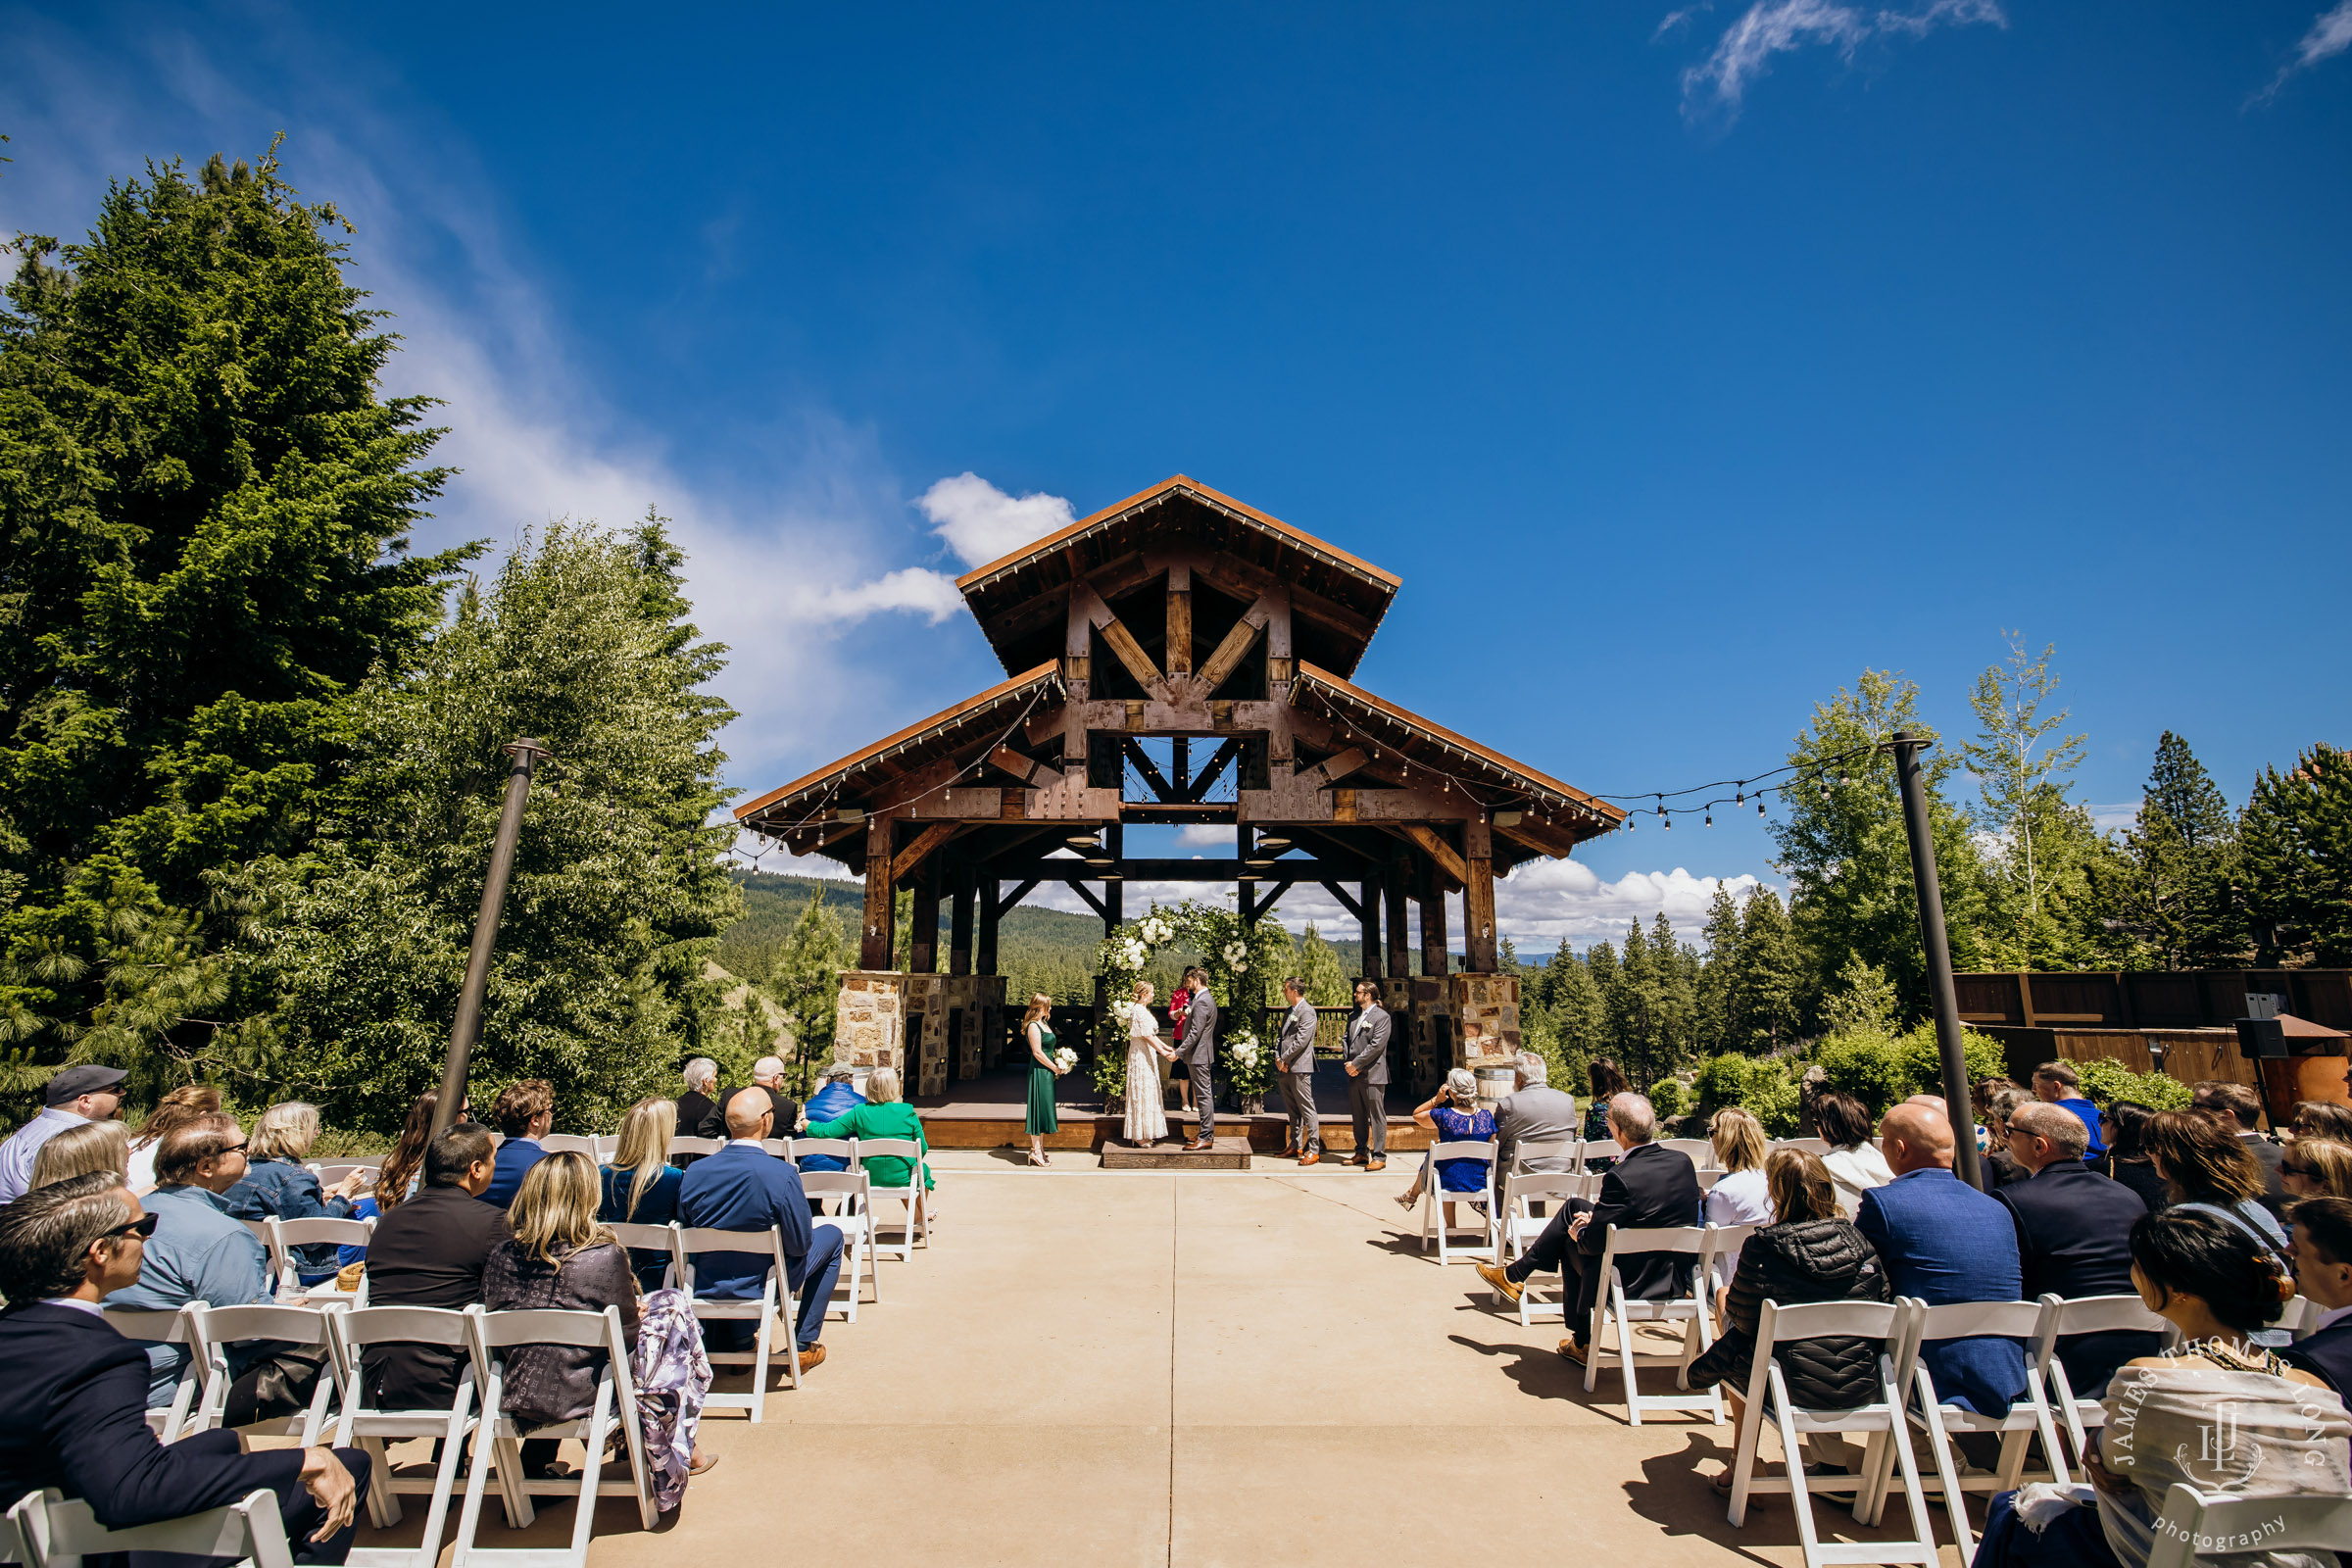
[1122,1002,1169,1144]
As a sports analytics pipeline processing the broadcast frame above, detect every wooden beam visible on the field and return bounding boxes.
[949,869,975,977]
[1253,880,1295,921]
[1384,860,1412,980]
[910,858,942,974]
[890,821,960,886]
[1360,876,1384,981]
[1418,857,1449,982]
[987,745,1062,788]
[1069,881,1108,921]
[1165,564,1193,676]
[976,878,1000,975]
[859,817,896,969]
[1318,881,1363,920]
[1096,614,1164,691]
[1184,736,1242,800]
[1001,877,1043,913]
[1401,823,1469,889]
[1121,738,1178,802]
[996,858,1365,881]
[1463,855,1497,972]
[1197,592,1276,691]
[1293,747,1369,792]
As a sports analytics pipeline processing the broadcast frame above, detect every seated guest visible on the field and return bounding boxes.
[485,1151,710,1481]
[125,1084,222,1194]
[803,1066,934,1198]
[360,1121,511,1413]
[2282,1197,2352,1396]
[677,1088,846,1371]
[102,1113,272,1406]
[1979,1088,2035,1189]
[1814,1090,1892,1217]
[2194,1078,2285,1213]
[2142,1107,2290,1271]
[0,1063,127,1203]
[29,1118,131,1191]
[340,1090,451,1272]
[1474,1092,1702,1366]
[2029,1060,2106,1161]
[796,1062,867,1174]
[481,1079,555,1207]
[1703,1106,1774,1292]
[1855,1102,2028,1415]
[1995,1102,2159,1397]
[1391,1069,1495,1228]
[1976,1208,2351,1568]
[0,1172,367,1562]
[2291,1100,2352,1145]
[600,1098,685,1291]
[1689,1149,1890,1488]
[227,1102,368,1284]
[674,1058,720,1146]
[1580,1058,1632,1172]
[2097,1100,2169,1213]
[695,1055,801,1143]
[1493,1052,1579,1179]
[2282,1137,2352,1202]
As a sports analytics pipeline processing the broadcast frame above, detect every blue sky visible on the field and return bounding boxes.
[5,2,2348,949]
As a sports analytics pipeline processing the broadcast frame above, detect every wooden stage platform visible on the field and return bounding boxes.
[911,1065,1431,1154]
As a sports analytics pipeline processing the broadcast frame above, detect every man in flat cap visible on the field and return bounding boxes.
[0,1065,128,1203]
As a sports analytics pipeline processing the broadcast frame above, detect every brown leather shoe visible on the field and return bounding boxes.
[1343,1152,1368,1166]
[1185,1138,1214,1152]
[1476,1261,1522,1303]
[795,1343,827,1374]
[1365,1157,1386,1172]
[1276,1146,1298,1160]
[1556,1339,1589,1366]
[1298,1151,1320,1166]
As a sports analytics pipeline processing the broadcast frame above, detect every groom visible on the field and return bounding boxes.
[1179,966,1219,1152]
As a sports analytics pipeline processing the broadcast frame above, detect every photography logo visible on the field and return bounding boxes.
[2177,1399,2265,1492]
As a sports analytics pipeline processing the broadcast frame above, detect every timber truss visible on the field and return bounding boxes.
[733,475,1626,975]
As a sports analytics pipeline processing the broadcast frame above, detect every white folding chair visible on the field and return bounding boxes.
[327,1305,485,1567]
[101,1303,207,1440]
[675,1225,800,1421]
[9,1487,294,1568]
[1867,1297,2067,1562]
[1583,1223,1732,1425]
[1660,1137,1717,1169]
[1506,1138,1579,1178]
[538,1134,598,1156]
[312,1158,383,1188]
[1495,1172,1585,1326]
[800,1170,878,1320]
[2031,1292,2168,1469]
[2144,1480,2352,1568]
[758,1137,795,1160]
[186,1301,346,1447]
[452,1305,658,1568]
[2280,1294,2326,1340]
[1723,1298,1939,1568]
[1774,1138,1832,1157]
[669,1136,722,1158]
[268,1216,373,1304]
[790,1136,858,1176]
[1413,1142,1497,1264]
[593,1135,619,1161]
[858,1138,932,1258]
[607,1220,682,1293]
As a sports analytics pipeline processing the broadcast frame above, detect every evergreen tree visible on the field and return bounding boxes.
[1735,887,1807,1051]
[2240,746,2352,967]
[0,148,470,1070]
[1651,909,1697,1068]
[1772,669,1987,1024]
[1963,635,2107,967]
[1548,943,1605,1067]
[1296,922,1349,1005]
[1693,883,1742,1055]
[767,885,846,1083]
[2123,733,2245,968]
[224,519,740,1130]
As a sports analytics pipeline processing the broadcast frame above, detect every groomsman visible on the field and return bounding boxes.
[1179,967,1221,1152]
[1343,980,1391,1171]
[1276,977,1321,1165]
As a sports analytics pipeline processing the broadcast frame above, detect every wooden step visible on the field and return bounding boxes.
[1098,1137,1252,1170]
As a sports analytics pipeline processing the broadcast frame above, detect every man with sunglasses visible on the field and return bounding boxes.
[0,1170,366,1562]
[100,1112,273,1406]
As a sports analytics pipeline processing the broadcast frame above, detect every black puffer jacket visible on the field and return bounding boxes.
[1687,1217,1889,1410]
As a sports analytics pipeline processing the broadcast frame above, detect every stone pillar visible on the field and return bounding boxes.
[1450,972,1520,1066]
[906,972,949,1096]
[833,971,908,1077]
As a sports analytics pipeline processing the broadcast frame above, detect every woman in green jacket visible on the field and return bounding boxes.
[804,1065,933,1195]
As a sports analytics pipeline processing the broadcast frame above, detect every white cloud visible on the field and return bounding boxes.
[1681,0,2005,122]
[789,567,964,626]
[2254,2,2352,103]
[1175,824,1237,849]
[917,472,1077,569]
[1496,861,1769,950]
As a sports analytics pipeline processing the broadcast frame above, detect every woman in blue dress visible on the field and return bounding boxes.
[1394,1068,1496,1229]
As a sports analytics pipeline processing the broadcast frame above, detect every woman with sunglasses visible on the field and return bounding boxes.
[2282,1138,2352,1202]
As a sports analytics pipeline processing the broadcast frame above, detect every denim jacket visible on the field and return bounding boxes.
[225,1156,352,1282]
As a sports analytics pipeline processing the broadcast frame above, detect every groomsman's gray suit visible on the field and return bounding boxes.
[1276,996,1321,1154]
[1345,1002,1392,1159]
[1179,987,1220,1140]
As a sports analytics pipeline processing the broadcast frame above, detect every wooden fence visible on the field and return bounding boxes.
[1954,968,2352,1031]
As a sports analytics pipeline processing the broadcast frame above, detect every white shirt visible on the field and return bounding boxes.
[2318,1303,2352,1331]
[1704,1167,1775,1290]
[1821,1142,1894,1219]
[41,1296,105,1318]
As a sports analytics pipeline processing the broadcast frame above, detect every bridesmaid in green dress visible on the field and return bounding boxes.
[1022,993,1065,1166]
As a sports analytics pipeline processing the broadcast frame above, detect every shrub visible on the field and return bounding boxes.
[1649,1077,1690,1119]
[2075,1057,2193,1112]
[1692,1053,1806,1136]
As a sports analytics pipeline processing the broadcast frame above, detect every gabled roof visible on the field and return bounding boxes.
[733,662,1061,828]
[956,476,1401,679]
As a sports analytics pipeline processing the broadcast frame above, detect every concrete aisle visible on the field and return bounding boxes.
[363,1152,1966,1567]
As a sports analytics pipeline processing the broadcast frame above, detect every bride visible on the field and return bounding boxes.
[1123,979,1176,1145]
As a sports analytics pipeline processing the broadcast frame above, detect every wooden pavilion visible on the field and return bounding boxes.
[734,476,1626,1098]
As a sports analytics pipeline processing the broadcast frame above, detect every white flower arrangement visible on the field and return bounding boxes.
[1053,1046,1078,1072]
[1222,940,1249,964]
[1140,914,1173,946]
[1118,938,1147,968]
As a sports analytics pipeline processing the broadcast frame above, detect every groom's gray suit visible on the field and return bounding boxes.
[1178,987,1220,1140]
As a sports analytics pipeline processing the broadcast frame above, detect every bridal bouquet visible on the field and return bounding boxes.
[1053,1046,1078,1074]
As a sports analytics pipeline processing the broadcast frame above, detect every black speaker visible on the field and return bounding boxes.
[2236,1017,2287,1060]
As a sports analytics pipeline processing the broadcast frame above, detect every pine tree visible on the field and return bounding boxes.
[2240,746,2352,966]
[1296,923,1350,1005]
[1735,887,1806,1051]
[2124,733,2245,967]
[1694,883,1743,1055]
[767,886,846,1083]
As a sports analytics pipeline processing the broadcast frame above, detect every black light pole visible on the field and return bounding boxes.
[428,738,552,1141]
[1887,730,1984,1190]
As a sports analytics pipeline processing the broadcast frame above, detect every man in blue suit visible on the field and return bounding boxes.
[677,1088,846,1371]
[480,1079,553,1207]
[0,1171,367,1562]
[2282,1197,2352,1396]
[1856,1102,2029,1415]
